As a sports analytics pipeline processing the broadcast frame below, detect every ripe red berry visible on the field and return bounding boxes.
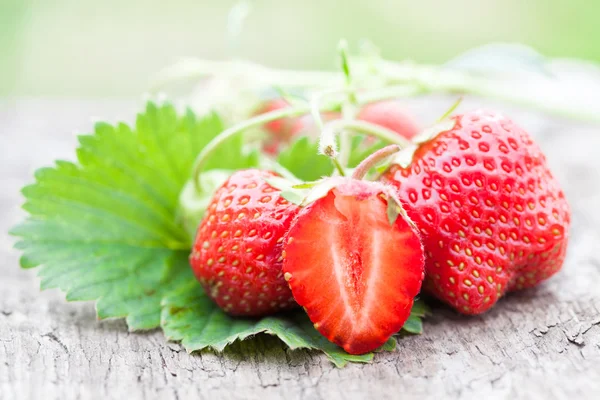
[357,100,420,140]
[257,99,419,155]
[256,98,294,142]
[380,110,570,314]
[190,169,300,316]
[283,177,425,354]
[256,98,340,155]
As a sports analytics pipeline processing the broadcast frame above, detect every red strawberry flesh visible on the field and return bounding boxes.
[283,180,424,354]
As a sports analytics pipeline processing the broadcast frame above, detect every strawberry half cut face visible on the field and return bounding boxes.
[282,179,425,354]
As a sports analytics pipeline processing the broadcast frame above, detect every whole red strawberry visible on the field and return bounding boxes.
[283,146,425,354]
[357,100,420,140]
[190,169,300,316]
[380,110,570,315]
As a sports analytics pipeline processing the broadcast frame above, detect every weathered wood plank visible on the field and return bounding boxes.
[1,98,599,400]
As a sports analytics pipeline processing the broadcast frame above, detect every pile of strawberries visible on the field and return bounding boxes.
[190,99,570,355]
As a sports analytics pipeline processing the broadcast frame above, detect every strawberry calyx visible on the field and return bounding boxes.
[391,118,458,168]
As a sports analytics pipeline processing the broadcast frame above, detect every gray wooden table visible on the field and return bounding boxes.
[1,98,599,400]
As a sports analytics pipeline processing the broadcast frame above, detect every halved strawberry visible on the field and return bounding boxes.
[282,178,424,354]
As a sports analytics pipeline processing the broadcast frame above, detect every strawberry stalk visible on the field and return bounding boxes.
[153,57,600,124]
[191,105,310,191]
[318,119,411,159]
[337,39,359,170]
[351,144,400,180]
[193,93,413,190]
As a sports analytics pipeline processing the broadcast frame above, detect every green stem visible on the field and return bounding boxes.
[337,40,359,171]
[191,86,415,192]
[150,58,340,92]
[337,104,355,170]
[379,62,600,124]
[319,119,411,158]
[310,88,345,132]
[191,105,310,191]
[332,158,347,177]
[153,57,600,124]
[309,87,351,177]
[437,96,463,122]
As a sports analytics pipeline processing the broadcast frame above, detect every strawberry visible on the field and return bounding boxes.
[380,110,570,314]
[258,99,419,155]
[289,111,341,136]
[282,146,425,354]
[257,98,294,140]
[357,100,420,140]
[190,169,300,316]
[256,98,340,155]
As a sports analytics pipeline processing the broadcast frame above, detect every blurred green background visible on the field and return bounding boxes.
[2,0,598,97]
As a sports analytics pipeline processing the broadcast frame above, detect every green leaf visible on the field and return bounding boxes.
[400,315,423,335]
[11,102,257,330]
[408,298,431,318]
[161,276,394,367]
[338,39,352,84]
[347,135,386,168]
[277,137,334,181]
[161,275,425,366]
[10,101,425,366]
[177,170,234,241]
[279,190,306,206]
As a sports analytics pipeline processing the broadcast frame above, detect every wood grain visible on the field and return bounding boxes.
[1,98,599,400]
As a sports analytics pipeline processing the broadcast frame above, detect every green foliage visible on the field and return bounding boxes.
[161,276,396,367]
[11,102,428,366]
[277,136,334,181]
[11,102,255,329]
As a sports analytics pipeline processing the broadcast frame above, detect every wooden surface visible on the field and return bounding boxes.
[1,98,600,400]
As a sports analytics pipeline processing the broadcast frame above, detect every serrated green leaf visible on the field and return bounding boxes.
[161,277,396,367]
[10,101,428,367]
[408,298,431,318]
[11,102,257,330]
[400,315,423,335]
[277,137,333,181]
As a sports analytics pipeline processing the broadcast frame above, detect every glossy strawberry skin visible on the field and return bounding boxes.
[190,169,300,316]
[283,179,425,354]
[380,110,570,314]
[357,100,420,140]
